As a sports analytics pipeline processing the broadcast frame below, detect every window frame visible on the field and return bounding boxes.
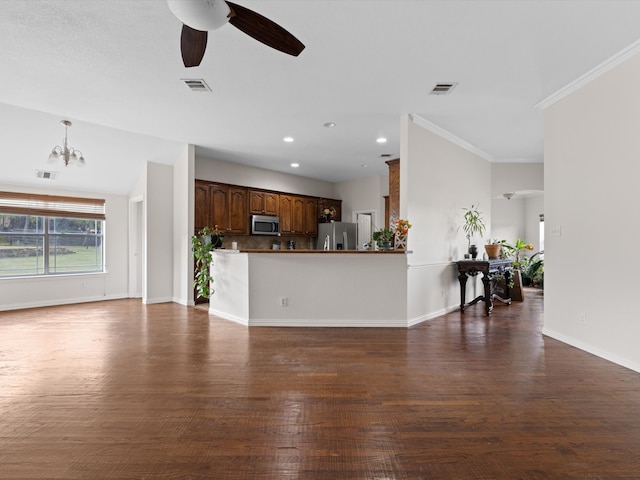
[0,192,106,278]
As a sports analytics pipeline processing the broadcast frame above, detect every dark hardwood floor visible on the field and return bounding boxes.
[1,289,639,479]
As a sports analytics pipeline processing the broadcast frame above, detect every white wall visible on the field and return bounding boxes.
[172,144,195,306]
[491,163,543,198]
[490,162,544,252]
[334,174,388,227]
[543,50,640,372]
[0,184,129,311]
[196,156,336,198]
[401,115,492,324]
[144,162,174,304]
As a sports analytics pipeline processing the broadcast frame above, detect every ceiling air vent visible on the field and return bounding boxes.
[182,78,212,92]
[36,170,57,180]
[430,82,458,95]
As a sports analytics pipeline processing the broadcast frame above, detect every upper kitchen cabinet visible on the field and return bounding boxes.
[194,180,211,231]
[279,195,318,236]
[206,183,249,235]
[303,197,318,236]
[249,189,279,216]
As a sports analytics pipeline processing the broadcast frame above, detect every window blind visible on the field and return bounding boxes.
[0,191,106,220]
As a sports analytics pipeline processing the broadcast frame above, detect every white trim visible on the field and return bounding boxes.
[142,296,174,305]
[408,305,459,327]
[536,39,640,109]
[408,261,457,270]
[0,293,127,312]
[542,327,640,374]
[409,114,494,162]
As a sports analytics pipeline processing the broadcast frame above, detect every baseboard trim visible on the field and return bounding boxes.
[542,327,640,374]
[0,294,128,312]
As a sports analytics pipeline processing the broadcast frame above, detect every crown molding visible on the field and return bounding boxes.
[536,39,640,110]
[408,114,494,162]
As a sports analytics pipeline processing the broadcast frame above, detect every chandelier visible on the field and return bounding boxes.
[47,120,85,167]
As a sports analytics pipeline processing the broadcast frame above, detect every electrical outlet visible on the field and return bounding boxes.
[441,289,446,298]
[579,313,586,325]
[551,226,562,237]
[280,297,288,307]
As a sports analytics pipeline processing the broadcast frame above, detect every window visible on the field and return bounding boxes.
[0,192,105,277]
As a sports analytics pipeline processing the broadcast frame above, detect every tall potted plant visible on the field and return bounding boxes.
[191,225,223,300]
[461,204,486,258]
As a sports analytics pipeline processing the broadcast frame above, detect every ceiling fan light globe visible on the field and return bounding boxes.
[167,0,231,31]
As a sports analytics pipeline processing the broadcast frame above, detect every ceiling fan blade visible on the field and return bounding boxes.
[181,24,208,67]
[226,2,305,57]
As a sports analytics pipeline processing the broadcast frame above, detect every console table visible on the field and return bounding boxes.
[456,259,513,315]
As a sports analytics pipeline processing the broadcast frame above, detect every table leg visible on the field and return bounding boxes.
[482,273,492,315]
[458,272,468,311]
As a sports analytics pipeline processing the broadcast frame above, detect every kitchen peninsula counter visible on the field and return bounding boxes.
[232,249,408,254]
[210,250,410,327]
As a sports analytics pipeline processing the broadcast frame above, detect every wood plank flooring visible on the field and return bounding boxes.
[1,289,639,479]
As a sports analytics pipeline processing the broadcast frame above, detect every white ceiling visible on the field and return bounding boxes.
[2,0,640,195]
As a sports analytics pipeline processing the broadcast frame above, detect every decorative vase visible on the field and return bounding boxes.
[394,232,407,250]
[469,244,478,259]
[211,234,224,248]
[378,240,393,251]
[484,244,501,259]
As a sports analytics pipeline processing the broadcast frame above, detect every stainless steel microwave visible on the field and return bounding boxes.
[251,215,280,235]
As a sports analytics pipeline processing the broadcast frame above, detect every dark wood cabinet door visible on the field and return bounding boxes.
[209,184,230,233]
[227,187,248,234]
[291,196,305,234]
[279,195,294,233]
[194,181,210,231]
[304,197,318,236]
[249,190,264,214]
[249,190,279,216]
[263,192,279,216]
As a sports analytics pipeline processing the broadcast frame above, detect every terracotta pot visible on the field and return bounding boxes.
[484,244,501,259]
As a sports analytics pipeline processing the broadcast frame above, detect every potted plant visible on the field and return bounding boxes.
[191,225,223,300]
[372,227,395,250]
[485,238,506,259]
[461,204,486,258]
[499,238,534,301]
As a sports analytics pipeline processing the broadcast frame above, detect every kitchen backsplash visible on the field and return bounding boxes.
[221,235,316,250]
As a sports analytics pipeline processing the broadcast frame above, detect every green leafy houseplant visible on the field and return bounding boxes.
[191,225,223,299]
[461,204,486,254]
[372,227,395,249]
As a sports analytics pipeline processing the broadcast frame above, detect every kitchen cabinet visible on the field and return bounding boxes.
[194,180,210,231]
[249,189,279,216]
[208,183,248,235]
[279,195,318,236]
[303,197,318,236]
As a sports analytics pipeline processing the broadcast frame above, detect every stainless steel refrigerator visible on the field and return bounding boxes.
[316,222,358,250]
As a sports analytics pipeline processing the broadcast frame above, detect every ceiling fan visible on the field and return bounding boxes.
[167,0,305,67]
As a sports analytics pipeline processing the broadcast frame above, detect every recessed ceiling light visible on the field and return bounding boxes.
[323,122,336,128]
[283,136,294,143]
[290,163,299,168]
[376,137,387,144]
[360,164,368,168]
